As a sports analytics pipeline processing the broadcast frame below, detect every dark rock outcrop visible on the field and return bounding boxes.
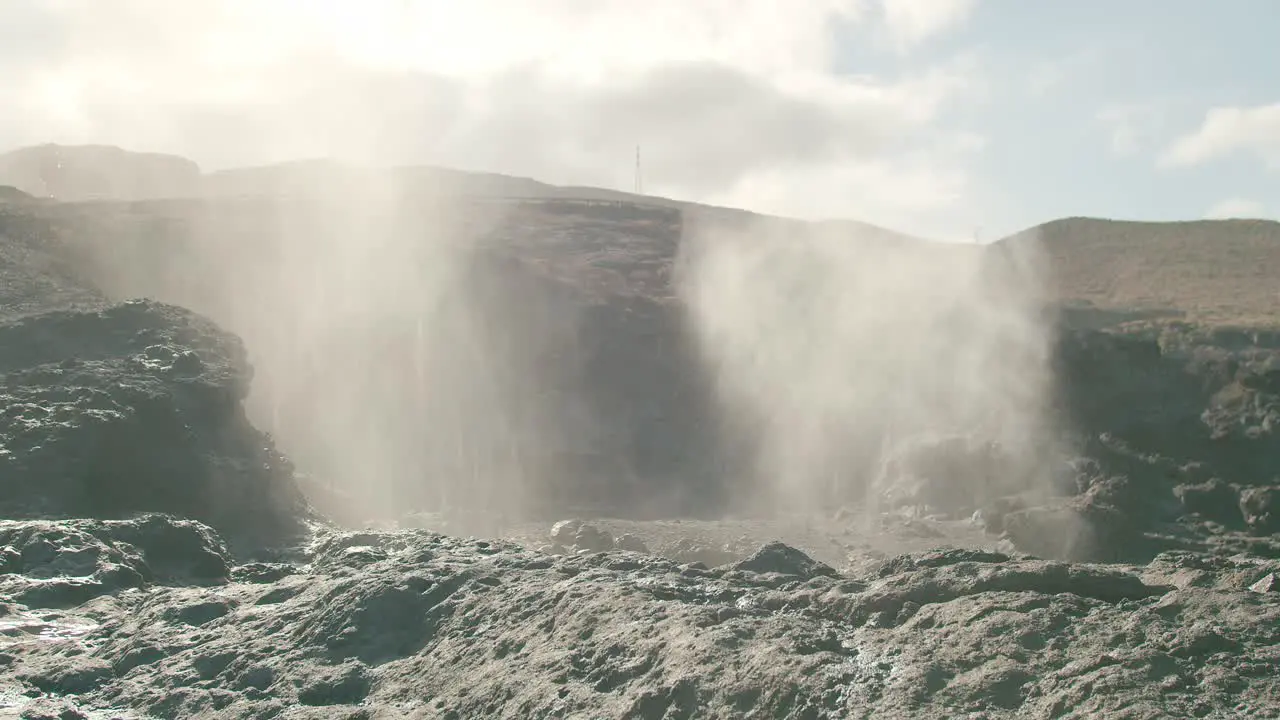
[0,299,309,548]
[0,515,231,609]
[1241,486,1280,535]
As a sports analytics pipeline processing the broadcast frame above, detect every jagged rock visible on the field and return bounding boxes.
[0,523,1276,717]
[549,519,584,545]
[1251,573,1277,594]
[0,545,20,574]
[296,661,372,706]
[662,537,741,567]
[0,516,232,609]
[0,517,1269,712]
[1174,477,1241,524]
[971,495,1027,534]
[1240,486,1280,534]
[232,562,298,584]
[1001,497,1144,562]
[574,524,614,552]
[548,519,614,553]
[729,541,837,580]
[613,533,650,554]
[873,435,1025,517]
[877,548,1011,577]
[0,300,311,547]
[17,698,88,720]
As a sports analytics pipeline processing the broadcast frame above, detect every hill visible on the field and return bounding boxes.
[0,143,924,248]
[998,216,1280,328]
[0,144,200,201]
[0,185,34,202]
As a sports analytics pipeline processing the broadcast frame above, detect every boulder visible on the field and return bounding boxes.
[729,541,837,580]
[1001,497,1145,562]
[547,519,613,552]
[1240,486,1280,535]
[613,533,650,554]
[873,435,1030,518]
[1250,573,1277,594]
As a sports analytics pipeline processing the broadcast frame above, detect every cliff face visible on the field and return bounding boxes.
[0,204,311,548]
[0,144,201,201]
[15,192,723,520]
[5,166,1279,561]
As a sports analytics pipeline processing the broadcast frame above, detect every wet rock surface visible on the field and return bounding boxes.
[0,524,1276,719]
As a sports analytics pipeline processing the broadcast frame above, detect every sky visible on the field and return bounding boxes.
[1,0,1277,240]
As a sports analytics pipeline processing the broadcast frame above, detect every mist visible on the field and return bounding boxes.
[65,168,599,531]
[0,1,1065,532]
[678,216,1059,519]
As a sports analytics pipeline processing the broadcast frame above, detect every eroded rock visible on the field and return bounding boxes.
[1175,478,1241,525]
[0,300,311,548]
[0,515,232,609]
[0,523,1275,718]
[1240,486,1280,534]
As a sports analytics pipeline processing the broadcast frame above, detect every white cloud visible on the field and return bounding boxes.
[1094,102,1168,157]
[1204,198,1268,219]
[1096,107,1139,156]
[1161,103,1280,169]
[0,0,987,236]
[1026,47,1104,97]
[877,0,978,49]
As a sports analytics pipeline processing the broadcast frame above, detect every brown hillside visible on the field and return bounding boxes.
[997,216,1280,327]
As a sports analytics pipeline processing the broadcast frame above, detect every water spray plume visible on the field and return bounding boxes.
[678,215,1060,521]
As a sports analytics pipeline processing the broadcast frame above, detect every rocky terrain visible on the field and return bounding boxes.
[3,516,1278,719]
[1,145,1279,717]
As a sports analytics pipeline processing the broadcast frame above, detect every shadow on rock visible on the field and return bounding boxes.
[0,300,313,550]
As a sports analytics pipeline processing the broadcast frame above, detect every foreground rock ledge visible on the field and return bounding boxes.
[1,519,1277,719]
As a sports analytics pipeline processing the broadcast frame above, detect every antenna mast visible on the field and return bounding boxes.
[634,145,642,195]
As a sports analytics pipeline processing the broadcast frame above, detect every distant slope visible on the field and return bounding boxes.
[0,143,927,246]
[0,185,34,202]
[21,144,1280,328]
[204,159,923,246]
[998,216,1280,327]
[0,144,200,201]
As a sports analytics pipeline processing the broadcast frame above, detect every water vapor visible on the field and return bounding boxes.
[678,216,1058,519]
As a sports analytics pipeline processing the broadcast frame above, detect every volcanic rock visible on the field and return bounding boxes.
[549,519,615,553]
[613,533,650,554]
[0,299,310,549]
[1174,477,1242,525]
[0,525,1274,718]
[1240,486,1280,534]
[1251,573,1277,593]
[728,541,837,580]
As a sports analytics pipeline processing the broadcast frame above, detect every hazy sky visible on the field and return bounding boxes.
[1,0,1277,239]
